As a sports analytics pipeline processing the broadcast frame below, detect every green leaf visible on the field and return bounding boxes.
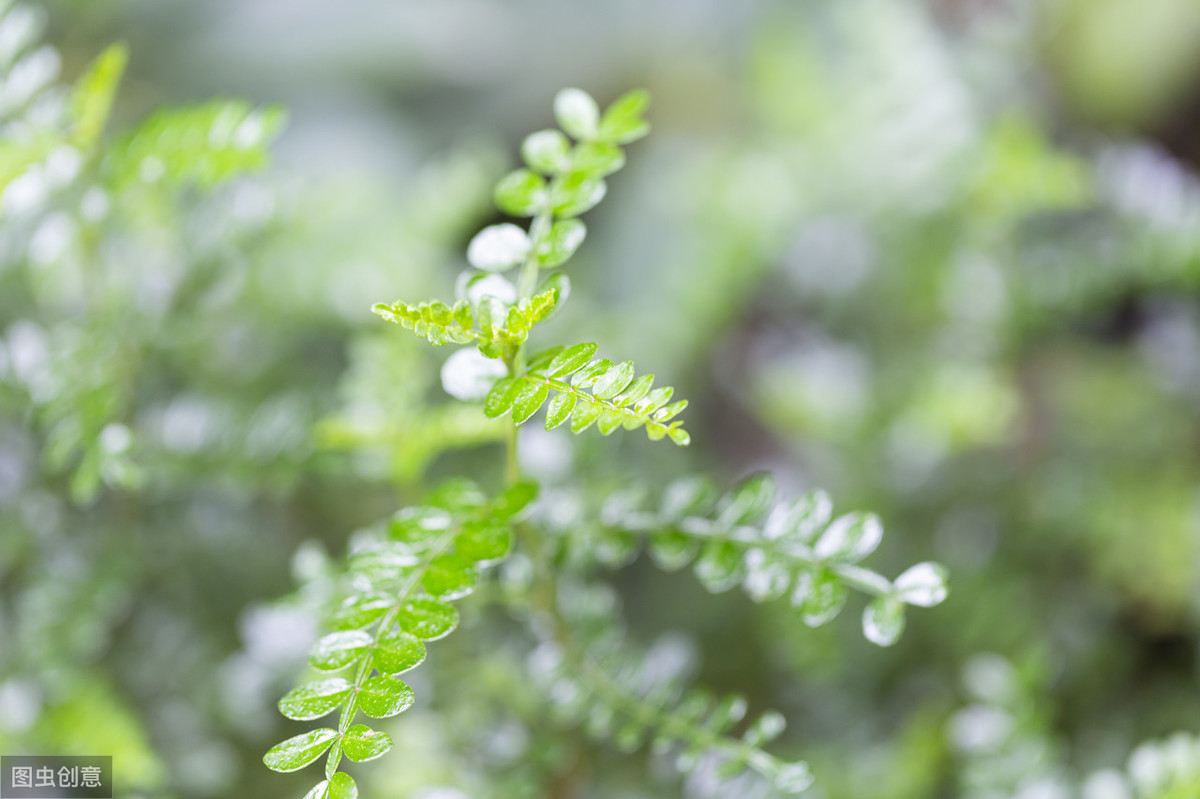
[303,773,358,799]
[396,597,459,640]
[661,477,717,519]
[554,88,600,140]
[70,43,128,147]
[813,512,883,564]
[494,169,546,216]
[767,490,832,543]
[492,480,538,519]
[649,531,699,571]
[483,377,520,418]
[357,674,415,719]
[427,478,488,513]
[718,474,776,527]
[544,392,576,429]
[330,593,393,630]
[341,724,393,763]
[534,219,587,268]
[115,100,285,188]
[569,398,603,432]
[862,596,906,647]
[592,361,635,400]
[694,541,745,593]
[422,552,478,600]
[572,141,625,175]
[543,272,571,313]
[389,506,454,546]
[892,562,949,607]
[546,342,598,377]
[279,678,353,721]
[308,630,373,672]
[792,570,847,627]
[374,631,427,674]
[511,379,549,424]
[743,548,792,602]
[467,223,530,272]
[456,520,513,563]
[263,729,338,773]
[522,129,572,174]
[598,89,651,143]
[551,172,606,217]
[772,762,816,794]
[667,426,691,446]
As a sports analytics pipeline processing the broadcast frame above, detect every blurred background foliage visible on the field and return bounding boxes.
[3,0,1200,797]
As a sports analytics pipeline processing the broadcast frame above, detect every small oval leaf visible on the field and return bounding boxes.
[397,597,459,641]
[279,678,353,721]
[341,724,393,763]
[263,729,338,773]
[308,630,373,672]
[358,674,415,719]
[375,630,427,674]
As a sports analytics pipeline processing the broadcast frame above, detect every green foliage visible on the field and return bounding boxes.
[372,284,560,360]
[483,342,691,444]
[546,474,946,646]
[266,87,946,798]
[370,88,680,448]
[109,100,286,189]
[264,479,535,794]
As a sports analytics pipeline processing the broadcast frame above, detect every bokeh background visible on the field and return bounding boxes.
[4,0,1200,796]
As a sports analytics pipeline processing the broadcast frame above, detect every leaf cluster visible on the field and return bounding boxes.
[484,342,690,445]
[548,473,948,646]
[263,479,536,796]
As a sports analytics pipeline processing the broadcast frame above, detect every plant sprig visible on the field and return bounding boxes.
[268,88,949,798]
[263,480,536,797]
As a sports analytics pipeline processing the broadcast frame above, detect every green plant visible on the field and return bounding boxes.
[264,88,949,798]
